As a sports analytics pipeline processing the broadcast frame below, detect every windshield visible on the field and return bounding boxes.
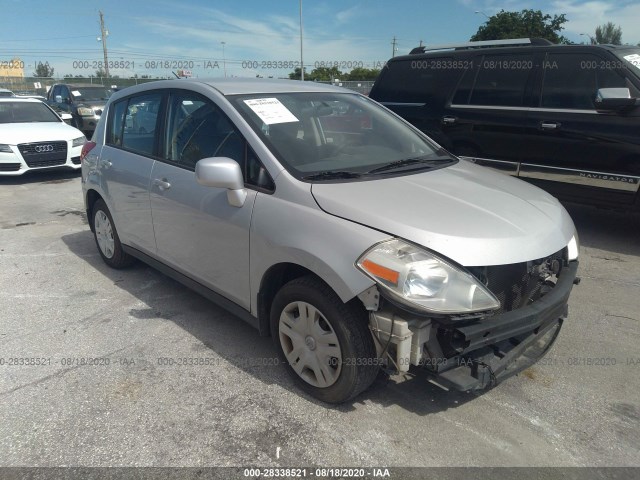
[71,87,111,101]
[0,101,61,123]
[231,92,455,180]
[616,48,640,75]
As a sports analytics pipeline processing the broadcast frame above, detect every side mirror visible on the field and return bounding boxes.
[595,88,638,112]
[195,157,247,207]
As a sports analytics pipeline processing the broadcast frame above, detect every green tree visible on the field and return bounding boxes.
[471,9,569,44]
[288,66,308,80]
[95,68,107,78]
[308,66,344,82]
[33,61,54,77]
[595,22,622,45]
[346,67,381,81]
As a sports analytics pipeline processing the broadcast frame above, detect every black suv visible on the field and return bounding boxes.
[369,38,640,211]
[46,83,112,137]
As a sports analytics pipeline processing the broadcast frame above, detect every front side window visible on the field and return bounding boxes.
[165,92,243,170]
[541,53,628,109]
[231,92,454,180]
[163,91,273,190]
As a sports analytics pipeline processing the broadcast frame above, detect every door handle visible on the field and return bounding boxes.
[442,116,457,125]
[100,159,112,169]
[540,122,561,130]
[153,178,171,191]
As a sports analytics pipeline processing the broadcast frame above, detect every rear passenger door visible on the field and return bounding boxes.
[149,90,261,310]
[521,51,640,205]
[444,52,537,175]
[99,91,163,254]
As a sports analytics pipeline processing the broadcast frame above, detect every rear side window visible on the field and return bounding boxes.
[372,57,465,105]
[106,92,163,156]
[467,54,534,107]
[540,53,628,109]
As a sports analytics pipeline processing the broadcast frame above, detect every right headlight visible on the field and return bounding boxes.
[72,136,86,147]
[0,144,13,153]
[77,107,94,116]
[357,239,500,314]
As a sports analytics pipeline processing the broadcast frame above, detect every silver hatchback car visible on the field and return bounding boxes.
[81,78,579,403]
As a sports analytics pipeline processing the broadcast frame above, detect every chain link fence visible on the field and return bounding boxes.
[0,76,162,96]
[1,77,375,97]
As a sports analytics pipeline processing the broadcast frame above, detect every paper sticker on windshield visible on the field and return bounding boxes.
[243,98,299,125]
[623,54,640,70]
[71,90,81,97]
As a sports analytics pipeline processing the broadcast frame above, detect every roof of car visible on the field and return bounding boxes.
[0,97,42,103]
[117,78,349,97]
[391,41,640,62]
[201,78,348,95]
[53,83,108,88]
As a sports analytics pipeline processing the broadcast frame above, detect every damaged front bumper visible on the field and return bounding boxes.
[367,260,579,391]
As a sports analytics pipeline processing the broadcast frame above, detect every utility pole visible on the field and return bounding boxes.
[299,0,304,81]
[221,41,227,77]
[99,10,110,78]
[419,40,424,47]
[391,36,397,57]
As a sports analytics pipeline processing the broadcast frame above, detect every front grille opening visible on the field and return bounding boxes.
[18,141,68,168]
[468,249,566,314]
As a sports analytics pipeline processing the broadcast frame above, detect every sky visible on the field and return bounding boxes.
[1,0,640,80]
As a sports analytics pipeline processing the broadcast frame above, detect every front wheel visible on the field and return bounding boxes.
[270,276,378,403]
[92,199,134,269]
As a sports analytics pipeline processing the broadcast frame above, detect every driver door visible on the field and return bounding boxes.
[149,91,256,309]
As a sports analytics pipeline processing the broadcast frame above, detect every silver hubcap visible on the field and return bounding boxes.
[279,301,342,388]
[94,210,115,259]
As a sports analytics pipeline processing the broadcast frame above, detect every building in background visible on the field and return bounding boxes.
[0,57,25,78]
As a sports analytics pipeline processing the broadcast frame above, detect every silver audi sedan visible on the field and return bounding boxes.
[81,78,579,403]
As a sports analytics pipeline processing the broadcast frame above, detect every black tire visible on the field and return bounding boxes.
[91,199,135,269]
[270,276,378,404]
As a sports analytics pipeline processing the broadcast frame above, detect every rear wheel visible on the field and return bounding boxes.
[92,199,134,269]
[271,276,378,403]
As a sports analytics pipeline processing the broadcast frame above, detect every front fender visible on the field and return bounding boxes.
[249,192,390,315]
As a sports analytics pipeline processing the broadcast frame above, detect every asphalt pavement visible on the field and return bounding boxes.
[0,170,639,470]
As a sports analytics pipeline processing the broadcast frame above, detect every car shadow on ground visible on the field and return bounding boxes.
[562,203,640,257]
[0,168,80,185]
[61,229,478,415]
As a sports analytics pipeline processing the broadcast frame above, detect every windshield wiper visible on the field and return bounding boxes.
[302,170,362,180]
[367,156,451,174]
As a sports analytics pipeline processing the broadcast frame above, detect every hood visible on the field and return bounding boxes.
[311,160,575,267]
[0,122,85,145]
[76,100,106,109]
